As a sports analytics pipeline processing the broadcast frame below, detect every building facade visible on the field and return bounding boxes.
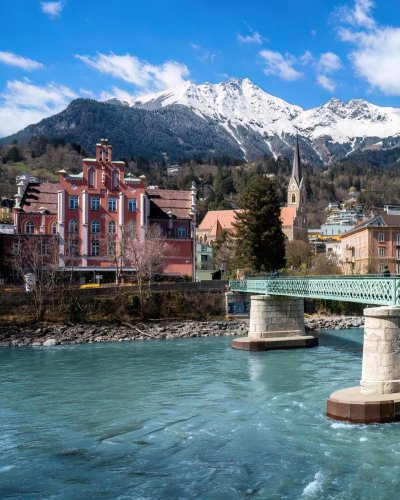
[11,139,196,281]
[340,207,400,275]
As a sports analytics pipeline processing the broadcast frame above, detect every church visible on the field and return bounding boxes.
[197,139,308,244]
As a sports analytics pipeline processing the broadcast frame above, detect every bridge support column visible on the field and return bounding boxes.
[232,295,318,351]
[327,306,400,423]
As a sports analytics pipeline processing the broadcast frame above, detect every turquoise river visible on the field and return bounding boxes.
[1,328,400,498]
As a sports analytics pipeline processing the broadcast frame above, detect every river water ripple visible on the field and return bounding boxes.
[1,328,399,498]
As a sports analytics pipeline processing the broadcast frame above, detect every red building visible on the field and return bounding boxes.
[11,139,196,282]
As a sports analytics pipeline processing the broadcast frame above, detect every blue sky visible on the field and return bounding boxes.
[1,0,400,136]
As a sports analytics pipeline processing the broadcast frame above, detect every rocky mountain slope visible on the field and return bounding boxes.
[3,78,400,165]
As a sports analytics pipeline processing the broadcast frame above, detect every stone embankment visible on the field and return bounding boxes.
[305,315,364,331]
[0,316,365,347]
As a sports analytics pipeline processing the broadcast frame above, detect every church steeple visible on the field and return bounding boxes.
[292,135,302,185]
[287,136,305,209]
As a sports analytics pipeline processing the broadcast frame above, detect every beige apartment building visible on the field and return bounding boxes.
[341,207,400,275]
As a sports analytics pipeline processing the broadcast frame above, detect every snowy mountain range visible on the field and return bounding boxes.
[130,78,400,164]
[4,78,400,165]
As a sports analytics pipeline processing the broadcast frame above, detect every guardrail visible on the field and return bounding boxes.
[229,276,400,306]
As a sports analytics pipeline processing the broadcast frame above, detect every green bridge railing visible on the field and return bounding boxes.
[229,275,400,306]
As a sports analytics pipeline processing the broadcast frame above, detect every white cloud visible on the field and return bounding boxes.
[317,74,336,92]
[318,52,342,73]
[41,1,65,18]
[76,53,190,92]
[341,0,375,29]
[0,79,77,137]
[238,32,263,44]
[300,50,314,66]
[338,0,400,95]
[259,49,303,81]
[190,43,216,62]
[349,27,400,94]
[99,86,138,102]
[0,51,44,71]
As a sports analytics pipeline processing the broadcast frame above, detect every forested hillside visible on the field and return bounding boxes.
[2,136,400,227]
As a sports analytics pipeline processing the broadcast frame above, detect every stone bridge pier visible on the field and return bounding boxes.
[231,295,318,351]
[327,306,400,423]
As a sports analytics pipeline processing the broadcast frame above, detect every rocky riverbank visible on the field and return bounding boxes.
[0,315,365,347]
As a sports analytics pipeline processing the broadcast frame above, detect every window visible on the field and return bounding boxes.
[69,219,78,233]
[379,263,386,272]
[108,197,117,211]
[69,195,78,209]
[69,240,78,257]
[88,168,96,188]
[91,220,100,233]
[112,169,119,188]
[91,196,100,210]
[176,225,187,238]
[128,198,137,212]
[379,248,385,257]
[108,221,116,234]
[292,194,296,203]
[91,240,100,256]
[108,241,116,256]
[378,232,385,242]
[51,222,58,234]
[397,233,400,245]
[12,240,21,255]
[42,240,50,255]
[25,221,34,234]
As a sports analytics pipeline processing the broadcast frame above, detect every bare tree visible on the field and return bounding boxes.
[11,235,60,320]
[124,224,174,315]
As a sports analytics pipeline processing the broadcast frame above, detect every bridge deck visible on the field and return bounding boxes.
[229,276,400,306]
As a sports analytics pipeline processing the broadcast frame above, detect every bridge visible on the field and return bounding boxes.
[229,275,400,306]
[228,275,400,424]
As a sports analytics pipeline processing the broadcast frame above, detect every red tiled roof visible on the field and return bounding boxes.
[280,206,297,227]
[21,182,59,214]
[198,210,240,233]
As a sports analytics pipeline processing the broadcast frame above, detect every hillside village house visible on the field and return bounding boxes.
[340,206,400,275]
[8,139,196,282]
[197,138,308,247]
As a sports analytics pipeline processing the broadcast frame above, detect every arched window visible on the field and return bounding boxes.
[25,221,35,234]
[91,240,100,256]
[88,167,96,188]
[91,220,100,233]
[292,194,296,203]
[112,169,119,189]
[108,221,116,234]
[176,225,187,238]
[51,221,58,234]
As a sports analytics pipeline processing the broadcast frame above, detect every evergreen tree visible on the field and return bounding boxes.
[233,176,285,273]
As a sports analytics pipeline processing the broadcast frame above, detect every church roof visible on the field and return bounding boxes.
[280,206,297,227]
[198,210,240,234]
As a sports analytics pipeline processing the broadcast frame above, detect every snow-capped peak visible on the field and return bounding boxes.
[128,78,400,161]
